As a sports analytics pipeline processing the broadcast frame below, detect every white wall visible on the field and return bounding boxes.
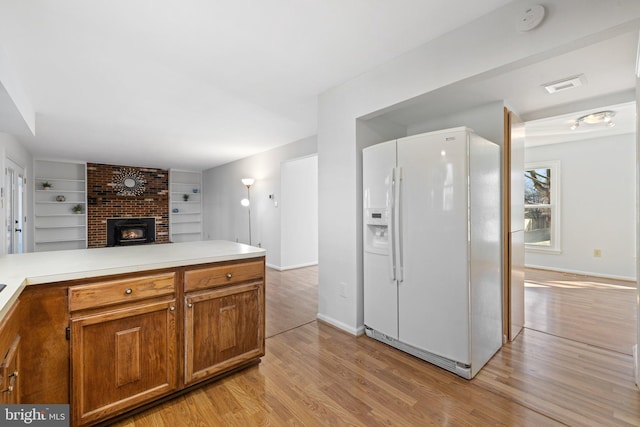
[407,102,506,147]
[281,155,318,269]
[317,0,640,334]
[0,49,35,135]
[0,131,33,254]
[525,134,636,280]
[202,136,316,269]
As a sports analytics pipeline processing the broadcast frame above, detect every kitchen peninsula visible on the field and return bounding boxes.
[0,240,266,426]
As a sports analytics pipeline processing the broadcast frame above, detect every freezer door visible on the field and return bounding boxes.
[363,140,398,339]
[397,130,470,363]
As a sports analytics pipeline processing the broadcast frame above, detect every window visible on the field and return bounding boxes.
[524,161,560,252]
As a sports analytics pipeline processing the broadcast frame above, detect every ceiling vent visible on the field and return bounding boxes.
[542,75,586,94]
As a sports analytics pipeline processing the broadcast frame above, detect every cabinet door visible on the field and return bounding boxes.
[0,335,20,404]
[184,282,264,385]
[71,300,177,427]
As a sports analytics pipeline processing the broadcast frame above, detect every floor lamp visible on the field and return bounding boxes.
[241,178,254,245]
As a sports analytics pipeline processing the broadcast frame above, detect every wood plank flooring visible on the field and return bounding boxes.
[525,268,637,355]
[113,266,640,426]
[265,266,318,338]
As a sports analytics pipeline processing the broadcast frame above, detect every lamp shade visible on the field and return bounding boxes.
[241,178,255,187]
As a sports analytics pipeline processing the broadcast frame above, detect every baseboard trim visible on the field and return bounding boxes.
[525,264,636,282]
[316,313,365,336]
[266,262,318,271]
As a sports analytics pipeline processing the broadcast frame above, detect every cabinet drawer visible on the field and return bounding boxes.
[184,260,264,292]
[69,272,176,312]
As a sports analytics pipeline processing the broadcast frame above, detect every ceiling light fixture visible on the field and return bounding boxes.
[570,110,616,130]
[542,74,586,94]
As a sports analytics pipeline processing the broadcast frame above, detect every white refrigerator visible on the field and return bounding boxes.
[363,127,502,379]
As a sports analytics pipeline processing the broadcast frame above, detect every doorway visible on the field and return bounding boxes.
[280,154,318,270]
[521,105,637,355]
[5,158,25,254]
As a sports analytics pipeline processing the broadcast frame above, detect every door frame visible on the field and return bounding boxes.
[503,108,525,343]
[5,157,25,254]
[504,99,640,386]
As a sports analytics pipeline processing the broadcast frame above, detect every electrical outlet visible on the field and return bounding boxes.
[593,249,602,257]
[339,282,347,298]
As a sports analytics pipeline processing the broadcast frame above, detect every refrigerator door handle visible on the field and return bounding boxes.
[396,167,404,283]
[388,168,397,281]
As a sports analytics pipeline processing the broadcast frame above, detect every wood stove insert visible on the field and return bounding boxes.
[107,218,156,246]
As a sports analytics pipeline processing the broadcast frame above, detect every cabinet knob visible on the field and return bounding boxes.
[124,288,133,295]
[187,303,193,308]
[169,306,175,311]
[226,273,232,279]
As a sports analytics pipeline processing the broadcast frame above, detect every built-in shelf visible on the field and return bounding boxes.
[169,170,203,242]
[34,160,88,252]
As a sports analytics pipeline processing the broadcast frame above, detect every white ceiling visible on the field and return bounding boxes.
[375,30,638,144]
[525,101,636,147]
[0,0,515,170]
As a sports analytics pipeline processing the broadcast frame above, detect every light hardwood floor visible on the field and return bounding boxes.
[524,268,637,355]
[113,266,640,426]
[265,266,318,338]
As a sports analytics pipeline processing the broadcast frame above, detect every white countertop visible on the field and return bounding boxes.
[0,240,266,322]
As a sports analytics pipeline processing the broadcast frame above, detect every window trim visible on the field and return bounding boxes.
[524,160,561,254]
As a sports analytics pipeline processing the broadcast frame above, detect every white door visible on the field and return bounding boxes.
[363,140,398,339]
[397,130,470,363]
[5,159,25,254]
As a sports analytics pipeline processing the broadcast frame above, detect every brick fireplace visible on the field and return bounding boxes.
[87,163,169,248]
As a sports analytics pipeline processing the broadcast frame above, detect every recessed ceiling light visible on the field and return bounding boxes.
[542,74,586,94]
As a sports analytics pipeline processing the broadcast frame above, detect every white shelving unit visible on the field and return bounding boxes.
[34,160,87,252]
[170,170,203,243]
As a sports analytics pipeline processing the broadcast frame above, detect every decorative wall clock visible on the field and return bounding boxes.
[113,168,147,196]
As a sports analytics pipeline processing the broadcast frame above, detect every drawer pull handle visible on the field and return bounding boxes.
[124,288,133,295]
[226,273,232,279]
[169,306,175,311]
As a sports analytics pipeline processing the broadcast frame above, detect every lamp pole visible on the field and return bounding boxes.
[241,178,255,246]
[246,185,252,245]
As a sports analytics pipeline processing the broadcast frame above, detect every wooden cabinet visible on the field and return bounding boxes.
[185,282,264,384]
[69,275,178,427]
[0,335,20,404]
[0,301,21,405]
[184,258,265,385]
[11,255,264,426]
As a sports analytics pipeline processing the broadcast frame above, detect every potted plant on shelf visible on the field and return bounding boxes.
[183,194,190,201]
[72,204,84,214]
[42,181,52,190]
